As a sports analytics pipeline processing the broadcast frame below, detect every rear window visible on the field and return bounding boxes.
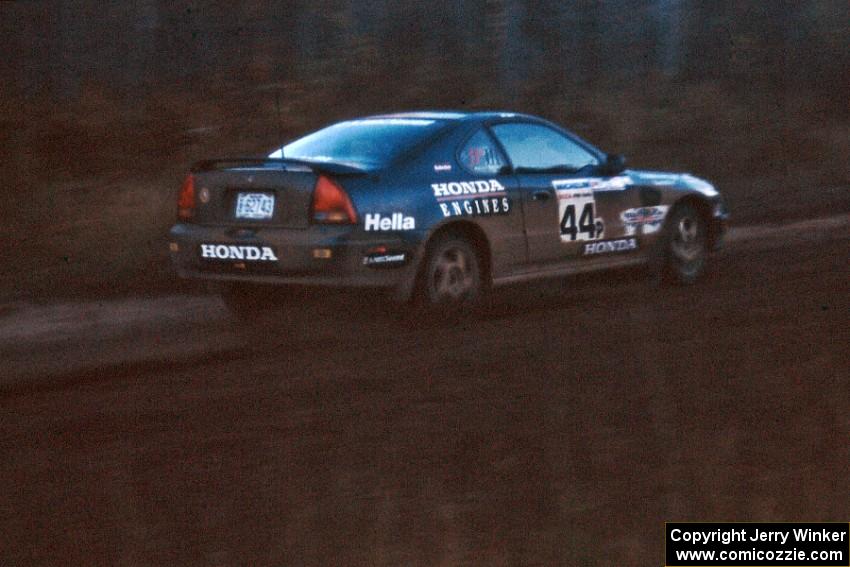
[458,129,507,175]
[273,118,447,168]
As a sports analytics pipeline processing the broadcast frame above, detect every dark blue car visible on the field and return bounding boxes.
[169,111,728,317]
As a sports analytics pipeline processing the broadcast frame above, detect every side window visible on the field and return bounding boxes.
[490,123,599,171]
[458,129,507,175]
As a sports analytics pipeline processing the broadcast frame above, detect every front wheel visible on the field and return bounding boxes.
[419,236,483,308]
[661,204,708,285]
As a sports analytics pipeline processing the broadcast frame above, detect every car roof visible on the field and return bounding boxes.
[364,110,536,123]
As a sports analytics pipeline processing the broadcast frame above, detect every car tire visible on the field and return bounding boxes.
[418,235,483,309]
[661,203,708,285]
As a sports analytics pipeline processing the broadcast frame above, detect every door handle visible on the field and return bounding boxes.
[532,190,552,202]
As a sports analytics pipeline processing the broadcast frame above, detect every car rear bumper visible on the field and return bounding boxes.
[168,223,422,291]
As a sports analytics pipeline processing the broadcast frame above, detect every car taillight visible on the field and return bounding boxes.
[311,175,357,224]
[178,174,195,221]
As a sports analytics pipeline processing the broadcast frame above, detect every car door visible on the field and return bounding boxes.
[452,127,526,271]
[490,121,639,265]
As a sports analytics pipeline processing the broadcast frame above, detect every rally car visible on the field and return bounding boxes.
[169,111,728,317]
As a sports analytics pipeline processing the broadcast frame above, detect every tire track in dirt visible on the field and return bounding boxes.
[1,214,847,387]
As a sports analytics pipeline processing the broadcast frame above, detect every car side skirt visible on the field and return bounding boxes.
[491,255,648,286]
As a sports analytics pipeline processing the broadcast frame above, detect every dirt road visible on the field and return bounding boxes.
[1,217,848,565]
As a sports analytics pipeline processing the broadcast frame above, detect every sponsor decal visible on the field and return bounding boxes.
[553,177,631,243]
[438,196,511,218]
[433,163,452,172]
[431,179,506,198]
[638,172,680,187]
[621,205,669,235]
[364,213,415,231]
[431,179,511,218]
[582,238,638,256]
[556,188,605,242]
[200,243,278,262]
[552,176,632,192]
[362,252,407,267]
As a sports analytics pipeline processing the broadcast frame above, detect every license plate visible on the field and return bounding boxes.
[235,192,275,219]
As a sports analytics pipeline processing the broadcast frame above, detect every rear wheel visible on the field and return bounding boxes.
[419,235,483,308]
[661,204,708,285]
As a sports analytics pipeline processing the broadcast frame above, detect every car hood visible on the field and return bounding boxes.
[625,169,719,197]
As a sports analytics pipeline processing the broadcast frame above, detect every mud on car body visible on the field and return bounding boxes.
[169,111,728,318]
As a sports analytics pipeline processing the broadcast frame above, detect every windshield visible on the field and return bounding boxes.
[271,118,448,168]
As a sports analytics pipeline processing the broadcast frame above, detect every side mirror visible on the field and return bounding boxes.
[599,153,626,176]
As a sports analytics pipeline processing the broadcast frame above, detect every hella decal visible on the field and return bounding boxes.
[364,213,415,231]
[200,244,278,261]
[582,238,638,256]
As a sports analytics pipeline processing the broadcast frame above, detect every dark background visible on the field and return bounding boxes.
[1,0,848,300]
[1,4,848,567]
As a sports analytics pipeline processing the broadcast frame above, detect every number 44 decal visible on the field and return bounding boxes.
[558,192,604,242]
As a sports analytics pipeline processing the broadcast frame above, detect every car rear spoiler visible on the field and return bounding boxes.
[190,157,371,176]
